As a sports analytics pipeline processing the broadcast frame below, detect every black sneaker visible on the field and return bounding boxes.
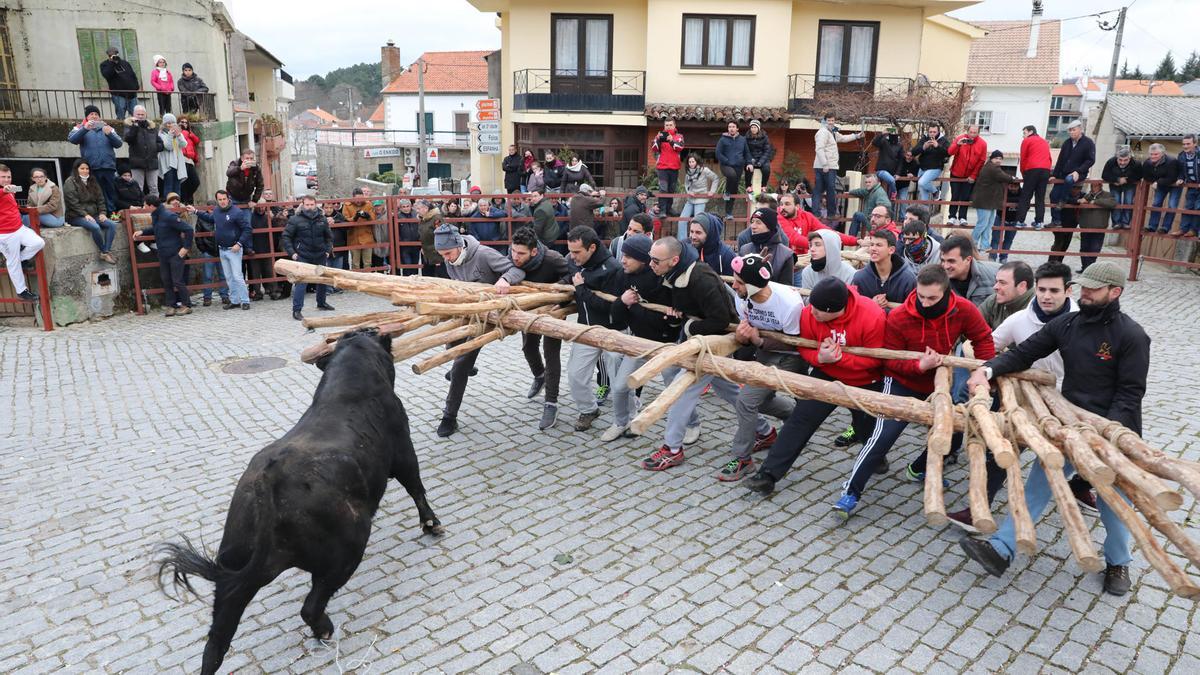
[223,302,238,310]
[17,289,38,302]
[959,537,1009,578]
[444,366,479,382]
[241,303,251,310]
[526,375,545,399]
[293,310,303,321]
[316,303,336,311]
[574,409,600,431]
[436,416,458,438]
[833,426,856,448]
[1103,564,1130,596]
[744,471,776,495]
[539,403,558,430]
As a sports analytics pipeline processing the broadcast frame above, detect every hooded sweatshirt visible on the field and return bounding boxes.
[883,290,995,394]
[566,242,619,326]
[850,252,916,307]
[608,264,679,342]
[694,212,736,275]
[778,208,856,255]
[446,234,525,286]
[799,229,856,290]
[797,287,886,386]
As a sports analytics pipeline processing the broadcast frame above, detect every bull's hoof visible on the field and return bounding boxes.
[423,520,445,536]
[311,614,334,641]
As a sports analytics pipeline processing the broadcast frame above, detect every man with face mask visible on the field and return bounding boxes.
[799,229,855,289]
[739,208,795,285]
[961,261,1148,597]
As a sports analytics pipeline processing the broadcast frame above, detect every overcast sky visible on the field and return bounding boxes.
[225,0,1196,81]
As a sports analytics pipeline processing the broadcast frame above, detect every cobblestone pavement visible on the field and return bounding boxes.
[3,241,1199,674]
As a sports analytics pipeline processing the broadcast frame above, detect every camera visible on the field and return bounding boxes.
[960,138,975,145]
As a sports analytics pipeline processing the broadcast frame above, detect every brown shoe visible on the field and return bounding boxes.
[164,308,176,317]
[176,306,193,316]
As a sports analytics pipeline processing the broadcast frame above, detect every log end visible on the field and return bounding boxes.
[975,516,998,535]
[300,342,333,364]
[1076,555,1105,575]
[1176,583,1200,600]
[1016,538,1037,557]
[925,512,949,527]
[993,449,1018,470]
[1154,490,1185,512]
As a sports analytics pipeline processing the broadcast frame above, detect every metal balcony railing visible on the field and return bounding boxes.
[513,68,645,113]
[0,89,218,122]
[786,74,965,116]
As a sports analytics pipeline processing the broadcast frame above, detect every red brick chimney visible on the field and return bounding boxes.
[381,40,402,89]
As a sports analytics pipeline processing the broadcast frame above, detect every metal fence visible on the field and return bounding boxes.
[0,88,217,121]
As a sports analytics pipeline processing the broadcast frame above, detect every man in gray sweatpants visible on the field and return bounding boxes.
[564,226,621,431]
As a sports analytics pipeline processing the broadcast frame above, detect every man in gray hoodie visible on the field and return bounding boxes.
[433,223,526,437]
[799,229,856,289]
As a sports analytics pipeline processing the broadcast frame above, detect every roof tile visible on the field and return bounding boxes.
[967,20,1061,86]
[381,51,490,94]
[1104,94,1200,137]
[644,103,790,123]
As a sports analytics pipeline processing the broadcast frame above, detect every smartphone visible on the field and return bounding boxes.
[4,185,22,193]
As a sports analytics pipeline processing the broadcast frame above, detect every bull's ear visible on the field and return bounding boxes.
[314,353,333,371]
[378,333,393,353]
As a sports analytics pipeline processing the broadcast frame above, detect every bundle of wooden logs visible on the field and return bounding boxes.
[275,259,1200,597]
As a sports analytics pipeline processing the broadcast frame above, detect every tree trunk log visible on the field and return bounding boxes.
[1006,461,1036,556]
[391,322,483,362]
[1092,481,1200,599]
[1043,459,1105,573]
[414,292,573,317]
[1066,404,1200,503]
[301,309,414,329]
[923,366,953,526]
[628,337,742,436]
[968,385,1017,469]
[924,452,947,527]
[998,379,1065,470]
[627,335,741,391]
[1019,382,1115,486]
[630,371,697,437]
[1117,476,1200,572]
[966,437,998,534]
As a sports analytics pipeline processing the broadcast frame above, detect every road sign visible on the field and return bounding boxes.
[476,98,499,111]
[476,110,500,122]
[477,143,501,154]
[477,121,500,132]
[476,132,501,144]
[363,147,402,158]
[426,147,439,162]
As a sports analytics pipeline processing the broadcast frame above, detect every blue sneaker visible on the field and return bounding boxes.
[833,493,859,519]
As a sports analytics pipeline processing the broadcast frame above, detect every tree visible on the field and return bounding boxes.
[1119,59,1146,80]
[1180,50,1200,82]
[1154,51,1177,81]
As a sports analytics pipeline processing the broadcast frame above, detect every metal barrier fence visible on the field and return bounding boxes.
[0,209,53,330]
[0,88,218,121]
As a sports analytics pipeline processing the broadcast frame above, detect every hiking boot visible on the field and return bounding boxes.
[832,493,859,519]
[317,303,336,311]
[744,471,776,494]
[641,445,684,471]
[574,409,600,431]
[17,289,38,302]
[175,306,192,316]
[751,428,777,453]
[595,384,610,406]
[683,425,701,446]
[293,310,303,321]
[436,416,458,438]
[164,307,177,317]
[959,537,1009,578]
[1103,564,1131,596]
[526,375,545,399]
[874,458,889,475]
[947,507,980,534]
[202,298,212,307]
[538,403,558,430]
[717,457,755,482]
[833,426,857,448]
[600,424,628,442]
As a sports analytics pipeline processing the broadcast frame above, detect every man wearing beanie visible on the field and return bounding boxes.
[745,120,775,195]
[717,253,807,481]
[641,236,740,470]
[563,225,621,432]
[831,265,993,518]
[602,233,682,441]
[433,222,526,437]
[177,62,209,114]
[67,105,123,213]
[745,277,887,494]
[969,149,1020,253]
[510,226,569,431]
[738,207,795,284]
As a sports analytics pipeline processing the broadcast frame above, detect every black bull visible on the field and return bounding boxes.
[156,329,444,675]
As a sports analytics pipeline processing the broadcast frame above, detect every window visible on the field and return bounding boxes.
[1050,96,1065,110]
[415,111,434,142]
[970,111,992,133]
[816,20,878,85]
[682,14,754,69]
[454,112,469,134]
[378,163,394,174]
[76,28,140,91]
[0,12,18,116]
[553,14,611,78]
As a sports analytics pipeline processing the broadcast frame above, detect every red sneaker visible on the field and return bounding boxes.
[752,427,777,453]
[641,445,684,471]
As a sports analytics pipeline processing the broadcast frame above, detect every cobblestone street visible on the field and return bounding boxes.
[3,249,1199,674]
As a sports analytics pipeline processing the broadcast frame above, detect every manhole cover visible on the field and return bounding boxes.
[221,356,288,375]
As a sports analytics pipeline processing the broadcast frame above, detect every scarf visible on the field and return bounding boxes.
[905,237,930,265]
[750,230,772,247]
[1031,298,1072,324]
[810,255,827,272]
[686,165,701,181]
[916,290,951,321]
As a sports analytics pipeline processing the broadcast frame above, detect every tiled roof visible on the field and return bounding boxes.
[305,108,339,124]
[1104,94,1200,137]
[368,102,384,123]
[967,20,1061,85]
[381,51,490,94]
[1112,79,1184,96]
[644,103,791,123]
[1052,83,1081,97]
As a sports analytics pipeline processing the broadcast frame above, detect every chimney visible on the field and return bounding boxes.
[1027,0,1043,59]
[381,40,402,89]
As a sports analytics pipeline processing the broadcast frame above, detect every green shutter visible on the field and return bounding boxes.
[76,28,140,91]
[77,29,98,90]
[120,30,140,84]
[414,111,433,133]
[427,163,452,179]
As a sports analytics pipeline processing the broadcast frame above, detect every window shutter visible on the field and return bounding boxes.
[76,29,99,90]
[990,111,1007,134]
[121,30,140,79]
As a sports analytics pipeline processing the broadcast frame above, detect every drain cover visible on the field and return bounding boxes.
[221,356,288,375]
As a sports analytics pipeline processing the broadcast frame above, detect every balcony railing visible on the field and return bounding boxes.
[787,74,965,116]
[0,89,218,122]
[308,128,472,149]
[513,69,645,113]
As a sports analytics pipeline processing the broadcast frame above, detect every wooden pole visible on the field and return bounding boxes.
[1045,464,1105,573]
[965,436,998,534]
[414,292,574,317]
[1019,381,1115,485]
[923,366,953,526]
[626,335,740,391]
[1092,481,1200,599]
[390,322,482,363]
[409,305,575,375]
[1005,458,1037,556]
[1117,477,1200,572]
[998,379,1064,469]
[1067,403,1200,502]
[968,385,1017,469]
[301,309,414,329]
[627,337,743,436]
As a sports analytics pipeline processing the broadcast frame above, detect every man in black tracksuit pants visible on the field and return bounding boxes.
[139,194,194,314]
[510,226,570,430]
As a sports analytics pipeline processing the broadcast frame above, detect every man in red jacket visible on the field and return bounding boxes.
[833,264,995,517]
[946,125,988,226]
[745,277,886,495]
[0,164,45,301]
[1014,125,1052,229]
[652,118,684,217]
[777,192,857,255]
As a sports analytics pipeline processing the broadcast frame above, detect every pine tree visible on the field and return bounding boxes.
[1154,51,1177,81]
[1119,59,1130,78]
[1180,50,1200,82]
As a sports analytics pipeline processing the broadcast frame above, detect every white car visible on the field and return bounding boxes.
[294,162,310,176]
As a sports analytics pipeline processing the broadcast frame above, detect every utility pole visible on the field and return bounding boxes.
[417,58,428,188]
[1104,7,1127,98]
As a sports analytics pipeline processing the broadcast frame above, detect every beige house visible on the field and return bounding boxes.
[467,0,980,190]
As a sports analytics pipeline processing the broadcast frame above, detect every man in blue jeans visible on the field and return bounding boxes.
[1049,121,1095,225]
[958,261,1149,597]
[191,190,252,310]
[1100,148,1141,229]
[1142,143,1181,233]
[1176,134,1200,236]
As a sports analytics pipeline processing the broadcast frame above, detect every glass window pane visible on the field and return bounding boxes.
[585,19,609,76]
[847,25,875,83]
[731,19,752,67]
[818,25,843,82]
[683,18,704,66]
[707,19,727,67]
[554,18,578,76]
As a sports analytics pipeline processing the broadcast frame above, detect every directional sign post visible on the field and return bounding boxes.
[477,132,501,144]
[474,100,503,154]
[477,121,501,132]
[477,144,502,154]
[475,110,500,122]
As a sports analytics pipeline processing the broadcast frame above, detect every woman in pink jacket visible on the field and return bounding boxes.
[150,54,174,115]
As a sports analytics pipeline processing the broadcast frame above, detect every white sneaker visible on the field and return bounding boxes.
[683,425,701,445]
[600,424,628,442]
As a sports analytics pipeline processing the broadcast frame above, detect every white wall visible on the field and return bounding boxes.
[383,92,484,147]
[968,85,1052,157]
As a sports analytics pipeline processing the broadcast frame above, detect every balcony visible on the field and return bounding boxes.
[787,74,967,119]
[513,69,645,114]
[0,89,218,121]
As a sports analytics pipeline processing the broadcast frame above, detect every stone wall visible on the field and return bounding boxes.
[37,223,137,326]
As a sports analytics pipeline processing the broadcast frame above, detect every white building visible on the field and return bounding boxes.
[964,18,1060,159]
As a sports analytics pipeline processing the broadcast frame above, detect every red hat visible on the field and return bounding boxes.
[470,185,482,194]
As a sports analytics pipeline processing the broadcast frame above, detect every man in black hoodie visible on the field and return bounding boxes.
[601,234,682,441]
[564,226,621,432]
[511,226,570,430]
[641,236,740,471]
[502,145,523,193]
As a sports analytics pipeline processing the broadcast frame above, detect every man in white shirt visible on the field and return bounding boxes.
[718,253,808,481]
[989,261,1076,383]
